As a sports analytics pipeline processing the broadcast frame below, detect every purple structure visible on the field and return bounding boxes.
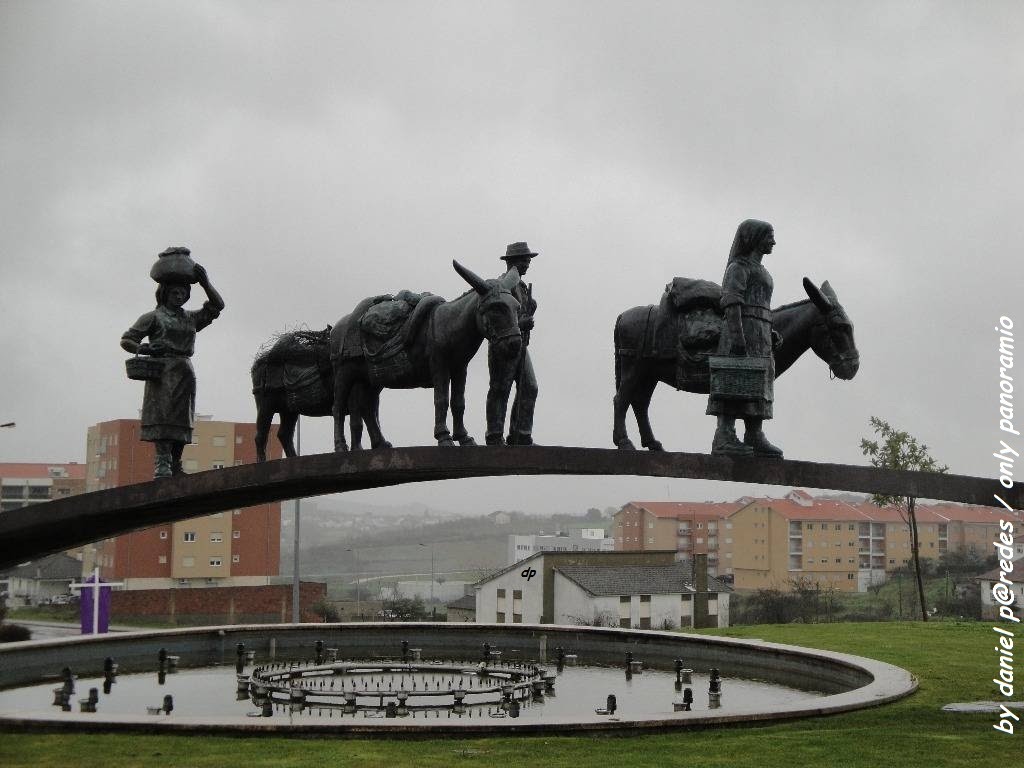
[79,573,112,634]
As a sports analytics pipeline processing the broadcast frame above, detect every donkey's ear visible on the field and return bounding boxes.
[803,277,834,314]
[820,280,839,304]
[453,260,490,296]
[498,265,521,289]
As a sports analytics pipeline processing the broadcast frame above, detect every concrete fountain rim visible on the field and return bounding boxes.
[0,622,917,736]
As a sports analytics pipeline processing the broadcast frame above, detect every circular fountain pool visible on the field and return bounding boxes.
[0,623,916,734]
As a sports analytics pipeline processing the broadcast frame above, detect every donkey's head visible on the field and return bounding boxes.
[803,277,859,380]
[453,260,523,359]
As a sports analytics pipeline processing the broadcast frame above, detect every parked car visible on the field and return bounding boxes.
[48,594,72,606]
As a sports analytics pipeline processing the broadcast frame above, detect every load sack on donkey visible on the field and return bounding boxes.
[642,277,724,391]
[339,290,446,385]
[252,328,334,416]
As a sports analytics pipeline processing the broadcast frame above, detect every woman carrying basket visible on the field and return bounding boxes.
[121,247,225,478]
[707,220,783,458]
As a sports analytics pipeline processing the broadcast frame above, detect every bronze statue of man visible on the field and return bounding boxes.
[486,241,539,445]
[121,247,225,477]
[707,220,783,458]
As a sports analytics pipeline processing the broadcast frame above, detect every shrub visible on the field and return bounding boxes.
[0,623,32,643]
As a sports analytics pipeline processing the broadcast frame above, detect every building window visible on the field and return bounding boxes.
[183,532,196,542]
[496,611,506,622]
[236,435,243,444]
[212,436,227,447]
[497,588,506,598]
[233,510,241,516]
[210,558,222,567]
[835,524,842,530]
[158,555,167,564]
[513,614,522,623]
[232,554,240,563]
[182,556,195,567]
[233,530,240,539]
[159,531,168,540]
[648,537,654,544]
[848,573,855,580]
[212,461,225,470]
[210,532,223,543]
[183,460,199,472]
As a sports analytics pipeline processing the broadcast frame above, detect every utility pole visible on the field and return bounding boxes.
[420,542,435,618]
[346,547,360,620]
[291,417,301,624]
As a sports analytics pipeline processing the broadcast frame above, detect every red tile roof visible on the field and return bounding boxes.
[628,501,745,519]
[0,463,85,480]
[746,497,869,522]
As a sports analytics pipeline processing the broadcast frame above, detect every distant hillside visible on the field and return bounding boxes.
[282,507,612,581]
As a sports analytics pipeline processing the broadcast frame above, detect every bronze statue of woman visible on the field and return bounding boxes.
[707,220,783,458]
[121,247,225,477]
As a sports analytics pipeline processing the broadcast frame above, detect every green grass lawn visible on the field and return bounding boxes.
[0,621,1013,767]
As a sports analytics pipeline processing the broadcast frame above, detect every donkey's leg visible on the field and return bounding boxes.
[632,374,664,451]
[254,396,274,463]
[431,364,455,447]
[449,366,476,446]
[279,410,298,458]
[347,382,364,451]
[365,385,392,450]
[612,357,638,450]
[332,367,351,452]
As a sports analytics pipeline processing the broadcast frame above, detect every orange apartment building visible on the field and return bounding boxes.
[0,462,86,513]
[86,417,282,590]
[613,501,745,578]
[617,489,1023,592]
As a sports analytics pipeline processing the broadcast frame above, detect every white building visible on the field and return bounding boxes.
[1,553,83,608]
[553,563,730,629]
[475,550,729,628]
[978,551,1024,622]
[507,528,614,565]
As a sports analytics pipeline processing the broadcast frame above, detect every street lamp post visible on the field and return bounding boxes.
[346,548,360,620]
[419,542,435,618]
[291,417,301,624]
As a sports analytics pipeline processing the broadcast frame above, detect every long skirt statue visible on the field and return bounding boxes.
[121,247,225,477]
[707,220,784,458]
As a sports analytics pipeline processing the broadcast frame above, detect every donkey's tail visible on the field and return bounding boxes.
[613,315,622,391]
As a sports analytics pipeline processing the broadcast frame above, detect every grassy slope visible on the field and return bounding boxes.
[0,621,1012,768]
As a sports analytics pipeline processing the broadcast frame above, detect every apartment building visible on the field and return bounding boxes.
[731,490,1024,591]
[507,528,614,565]
[617,489,1023,593]
[0,462,86,513]
[86,417,281,590]
[612,501,744,577]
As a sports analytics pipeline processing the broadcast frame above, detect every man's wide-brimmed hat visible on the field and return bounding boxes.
[501,241,538,261]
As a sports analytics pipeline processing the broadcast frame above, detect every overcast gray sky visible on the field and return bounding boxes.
[2,1,1022,515]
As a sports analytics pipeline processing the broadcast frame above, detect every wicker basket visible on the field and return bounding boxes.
[709,356,772,401]
[125,356,164,382]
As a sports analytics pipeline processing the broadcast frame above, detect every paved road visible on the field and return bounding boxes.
[7,619,81,640]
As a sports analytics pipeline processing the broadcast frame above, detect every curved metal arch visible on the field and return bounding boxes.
[0,446,1018,570]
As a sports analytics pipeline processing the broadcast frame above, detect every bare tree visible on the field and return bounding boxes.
[860,417,947,621]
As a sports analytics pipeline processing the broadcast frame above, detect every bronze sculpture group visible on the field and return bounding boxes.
[124,225,860,478]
